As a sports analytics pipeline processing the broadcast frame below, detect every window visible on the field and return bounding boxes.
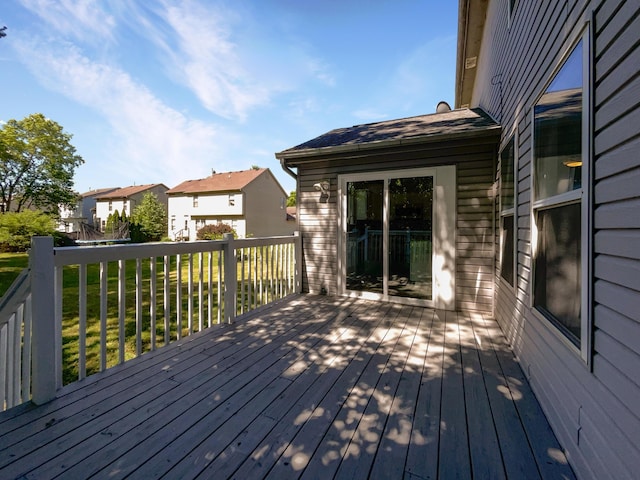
[228,194,235,207]
[193,195,199,208]
[532,37,588,351]
[500,136,516,286]
[108,201,113,212]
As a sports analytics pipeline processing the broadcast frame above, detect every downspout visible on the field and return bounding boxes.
[279,157,297,181]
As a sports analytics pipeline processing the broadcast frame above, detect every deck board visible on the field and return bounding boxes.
[0,295,575,480]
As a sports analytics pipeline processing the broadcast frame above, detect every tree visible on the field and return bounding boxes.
[286,190,296,207]
[0,113,84,214]
[0,210,56,252]
[131,192,167,241]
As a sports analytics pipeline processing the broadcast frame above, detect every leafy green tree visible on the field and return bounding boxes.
[131,192,167,242]
[286,190,296,207]
[0,210,56,252]
[0,113,84,214]
[105,210,120,235]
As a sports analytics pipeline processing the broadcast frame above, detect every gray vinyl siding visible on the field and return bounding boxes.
[293,135,498,313]
[476,0,640,478]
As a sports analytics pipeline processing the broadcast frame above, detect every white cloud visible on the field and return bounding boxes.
[148,1,271,121]
[18,0,116,42]
[14,37,228,187]
[126,1,336,122]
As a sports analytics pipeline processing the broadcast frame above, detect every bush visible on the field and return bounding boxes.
[197,222,236,240]
[0,210,57,252]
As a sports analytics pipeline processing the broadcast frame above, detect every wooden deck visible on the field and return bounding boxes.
[0,295,575,479]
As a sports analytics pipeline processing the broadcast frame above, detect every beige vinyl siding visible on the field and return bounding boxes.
[475,0,640,478]
[293,135,498,313]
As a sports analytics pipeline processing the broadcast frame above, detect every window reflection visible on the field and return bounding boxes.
[534,40,583,200]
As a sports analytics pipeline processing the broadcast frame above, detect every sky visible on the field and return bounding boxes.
[0,1,458,196]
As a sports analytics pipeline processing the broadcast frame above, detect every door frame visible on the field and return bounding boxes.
[337,165,456,310]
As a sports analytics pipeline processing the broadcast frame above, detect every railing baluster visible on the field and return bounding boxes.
[54,265,63,389]
[188,253,194,335]
[164,256,170,345]
[207,251,213,328]
[100,262,107,371]
[7,311,16,406]
[21,294,32,403]
[150,257,157,351]
[198,252,204,332]
[78,263,87,380]
[217,250,222,324]
[0,322,7,407]
[259,246,264,306]
[248,247,253,311]
[240,248,245,314]
[136,258,142,357]
[118,259,126,364]
[176,254,182,340]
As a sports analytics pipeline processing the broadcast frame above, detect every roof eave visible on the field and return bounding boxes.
[454,0,489,109]
[277,124,501,164]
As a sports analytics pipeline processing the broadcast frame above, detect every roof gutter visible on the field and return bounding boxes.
[279,157,298,180]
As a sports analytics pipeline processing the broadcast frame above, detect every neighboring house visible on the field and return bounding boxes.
[277,1,640,478]
[57,188,118,233]
[166,168,292,241]
[94,184,169,232]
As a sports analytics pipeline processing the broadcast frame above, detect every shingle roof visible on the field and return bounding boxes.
[95,184,166,200]
[166,168,267,195]
[277,108,499,157]
[80,188,119,198]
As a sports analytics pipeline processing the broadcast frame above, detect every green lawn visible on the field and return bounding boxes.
[0,252,29,296]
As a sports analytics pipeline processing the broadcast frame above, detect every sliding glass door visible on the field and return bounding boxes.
[344,171,436,303]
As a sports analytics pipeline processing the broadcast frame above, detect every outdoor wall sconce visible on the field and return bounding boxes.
[313,180,330,199]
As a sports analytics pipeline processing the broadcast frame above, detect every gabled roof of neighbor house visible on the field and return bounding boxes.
[276,107,500,162]
[80,188,119,199]
[95,184,168,200]
[167,168,271,195]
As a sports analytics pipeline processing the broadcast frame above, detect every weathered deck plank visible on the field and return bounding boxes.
[0,295,575,480]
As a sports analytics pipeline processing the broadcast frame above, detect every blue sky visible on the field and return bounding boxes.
[0,1,458,195]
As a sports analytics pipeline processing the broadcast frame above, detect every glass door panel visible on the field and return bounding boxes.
[389,176,433,300]
[346,180,384,293]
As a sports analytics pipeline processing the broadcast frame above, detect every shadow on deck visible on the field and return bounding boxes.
[0,295,575,479]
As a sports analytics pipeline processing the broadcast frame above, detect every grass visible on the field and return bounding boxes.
[0,252,29,296]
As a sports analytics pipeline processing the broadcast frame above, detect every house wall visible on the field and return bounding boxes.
[96,186,168,232]
[168,193,246,240]
[95,199,127,230]
[292,135,498,313]
[472,1,640,478]
[243,170,292,237]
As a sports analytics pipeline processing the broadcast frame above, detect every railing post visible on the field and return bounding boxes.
[294,231,302,294]
[223,233,237,323]
[30,236,57,405]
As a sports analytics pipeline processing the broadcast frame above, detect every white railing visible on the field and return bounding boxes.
[1,232,301,411]
[0,269,32,411]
